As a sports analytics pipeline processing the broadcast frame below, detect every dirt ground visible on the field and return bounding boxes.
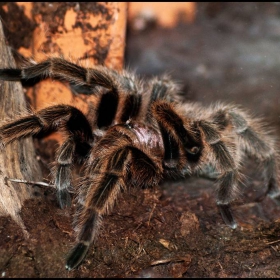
[2,2,280,278]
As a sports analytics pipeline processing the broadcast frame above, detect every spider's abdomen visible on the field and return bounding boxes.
[126,121,164,159]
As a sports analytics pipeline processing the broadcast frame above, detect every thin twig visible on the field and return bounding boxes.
[265,239,280,245]
[147,203,156,226]
[7,178,56,189]
[150,255,191,266]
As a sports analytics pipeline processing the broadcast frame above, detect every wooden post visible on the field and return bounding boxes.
[0,21,42,234]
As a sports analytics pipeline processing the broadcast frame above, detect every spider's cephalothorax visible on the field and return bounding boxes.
[0,57,279,270]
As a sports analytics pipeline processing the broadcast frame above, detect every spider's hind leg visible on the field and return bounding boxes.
[232,111,280,202]
[214,106,280,203]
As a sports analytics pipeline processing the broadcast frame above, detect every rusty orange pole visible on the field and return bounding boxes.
[25,2,127,115]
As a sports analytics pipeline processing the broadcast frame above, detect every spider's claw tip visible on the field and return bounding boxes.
[66,242,90,271]
[228,221,237,229]
[217,204,237,229]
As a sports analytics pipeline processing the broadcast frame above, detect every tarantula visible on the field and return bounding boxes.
[0,57,279,270]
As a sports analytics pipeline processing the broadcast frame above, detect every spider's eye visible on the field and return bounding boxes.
[187,146,200,155]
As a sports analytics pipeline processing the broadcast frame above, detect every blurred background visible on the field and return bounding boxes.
[126,3,280,129]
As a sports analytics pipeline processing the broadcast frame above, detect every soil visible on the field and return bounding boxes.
[2,2,280,278]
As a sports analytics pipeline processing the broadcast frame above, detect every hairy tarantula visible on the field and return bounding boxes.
[0,57,279,270]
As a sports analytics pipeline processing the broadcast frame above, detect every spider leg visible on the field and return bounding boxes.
[224,110,280,202]
[0,57,140,96]
[151,101,202,178]
[125,147,162,188]
[0,58,88,84]
[148,75,182,104]
[55,138,75,208]
[198,120,239,229]
[0,105,93,208]
[65,133,131,270]
[231,113,280,202]
[66,130,162,270]
[55,136,92,208]
[0,105,92,144]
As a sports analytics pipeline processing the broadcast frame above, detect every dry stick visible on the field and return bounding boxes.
[7,178,56,189]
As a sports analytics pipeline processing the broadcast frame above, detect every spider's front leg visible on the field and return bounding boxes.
[66,128,163,270]
[0,105,94,208]
[0,57,131,95]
